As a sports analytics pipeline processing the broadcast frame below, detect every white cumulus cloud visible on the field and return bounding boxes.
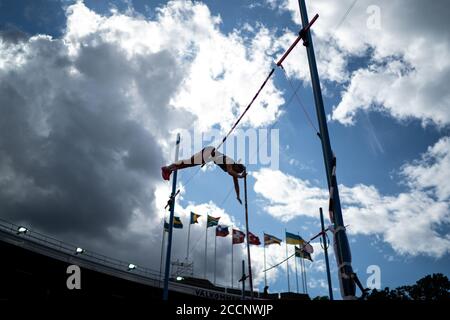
[252,137,450,258]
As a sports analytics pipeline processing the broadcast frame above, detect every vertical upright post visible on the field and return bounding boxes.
[298,232,305,293]
[214,227,217,285]
[299,252,305,293]
[294,248,299,293]
[241,260,246,300]
[302,257,308,295]
[297,0,356,299]
[320,207,334,300]
[163,133,181,300]
[231,228,234,288]
[159,218,166,286]
[263,234,267,288]
[285,229,291,292]
[204,220,208,279]
[243,174,254,298]
[186,215,192,261]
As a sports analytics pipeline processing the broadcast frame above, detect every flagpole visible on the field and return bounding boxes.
[163,133,180,301]
[285,228,290,292]
[300,248,306,293]
[159,218,166,286]
[231,227,234,288]
[294,246,299,293]
[186,214,192,261]
[243,174,254,298]
[204,219,208,279]
[303,257,308,295]
[298,232,305,293]
[263,232,267,289]
[320,207,334,300]
[214,227,217,285]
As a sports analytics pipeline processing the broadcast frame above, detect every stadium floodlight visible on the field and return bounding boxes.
[75,247,84,254]
[127,264,136,271]
[17,226,28,234]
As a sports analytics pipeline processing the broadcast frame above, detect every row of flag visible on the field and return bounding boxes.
[164,213,261,245]
[164,212,313,260]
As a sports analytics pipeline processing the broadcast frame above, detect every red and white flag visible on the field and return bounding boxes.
[232,229,245,244]
[248,232,261,245]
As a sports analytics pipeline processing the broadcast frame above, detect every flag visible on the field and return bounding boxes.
[264,233,282,246]
[302,242,314,254]
[285,232,304,245]
[216,225,229,237]
[295,246,313,261]
[207,215,220,228]
[173,216,183,229]
[232,229,245,244]
[248,232,261,245]
[286,232,314,253]
[190,212,201,224]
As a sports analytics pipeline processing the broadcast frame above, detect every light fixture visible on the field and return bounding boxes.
[17,226,28,234]
[127,263,136,271]
[176,276,184,281]
[75,247,84,254]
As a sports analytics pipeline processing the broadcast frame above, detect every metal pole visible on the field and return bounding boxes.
[241,259,246,300]
[297,0,356,299]
[243,174,254,298]
[204,219,208,279]
[303,257,308,295]
[299,252,305,293]
[263,233,267,288]
[163,133,180,300]
[159,218,166,287]
[294,247,299,293]
[214,227,217,285]
[320,207,334,300]
[298,232,305,293]
[231,228,234,288]
[186,215,191,261]
[285,228,290,292]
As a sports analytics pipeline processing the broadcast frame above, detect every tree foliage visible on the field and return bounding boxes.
[366,273,450,301]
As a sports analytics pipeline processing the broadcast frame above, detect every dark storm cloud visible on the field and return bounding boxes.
[0,25,188,240]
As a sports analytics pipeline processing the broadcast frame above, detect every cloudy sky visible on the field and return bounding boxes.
[0,0,449,298]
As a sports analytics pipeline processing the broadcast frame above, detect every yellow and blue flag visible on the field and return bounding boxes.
[264,233,282,246]
[173,216,183,229]
[285,232,305,245]
[190,212,201,224]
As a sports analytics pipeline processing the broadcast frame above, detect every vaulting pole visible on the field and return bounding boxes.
[320,207,334,300]
[163,133,180,300]
[243,174,254,298]
[298,0,356,299]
